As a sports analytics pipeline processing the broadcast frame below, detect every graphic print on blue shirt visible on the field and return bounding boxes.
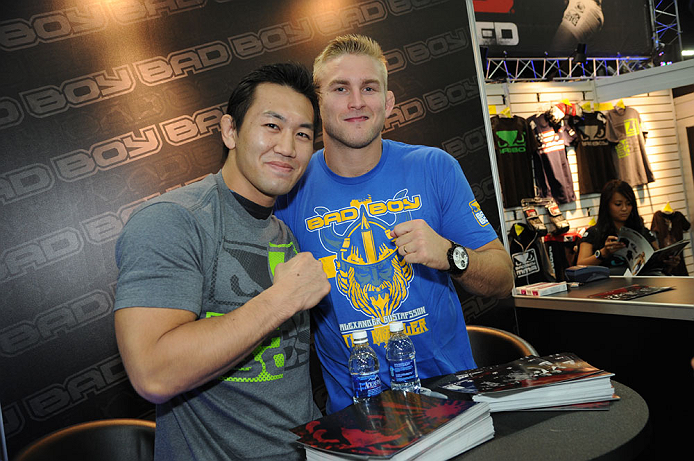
[307,191,418,329]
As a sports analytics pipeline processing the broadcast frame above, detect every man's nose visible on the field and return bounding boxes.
[348,91,365,109]
[275,130,295,157]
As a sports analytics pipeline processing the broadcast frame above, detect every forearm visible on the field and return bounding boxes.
[576,253,601,266]
[116,252,329,404]
[389,220,513,298]
[576,243,605,266]
[453,244,514,298]
[116,286,291,404]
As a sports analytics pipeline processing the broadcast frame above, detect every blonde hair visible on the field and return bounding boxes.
[313,34,388,90]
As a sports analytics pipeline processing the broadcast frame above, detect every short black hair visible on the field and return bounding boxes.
[222,62,319,161]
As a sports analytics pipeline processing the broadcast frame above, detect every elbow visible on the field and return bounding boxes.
[494,260,515,298]
[494,274,515,299]
[131,377,177,405]
[124,365,180,405]
[471,255,514,298]
[476,268,514,299]
[501,280,515,298]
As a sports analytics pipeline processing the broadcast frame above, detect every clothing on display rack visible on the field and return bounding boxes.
[570,110,618,194]
[508,221,556,286]
[527,112,576,204]
[651,210,691,275]
[604,105,655,186]
[491,115,538,208]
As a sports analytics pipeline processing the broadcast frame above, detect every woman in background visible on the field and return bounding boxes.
[577,179,660,274]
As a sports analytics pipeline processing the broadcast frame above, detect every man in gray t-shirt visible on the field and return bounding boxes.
[114,63,329,461]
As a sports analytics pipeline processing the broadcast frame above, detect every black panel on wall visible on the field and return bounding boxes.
[473,0,653,57]
[0,0,503,455]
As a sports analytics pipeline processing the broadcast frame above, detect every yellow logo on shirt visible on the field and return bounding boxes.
[469,200,489,227]
[624,118,641,137]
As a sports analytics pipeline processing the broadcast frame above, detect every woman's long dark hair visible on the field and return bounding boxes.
[594,179,645,242]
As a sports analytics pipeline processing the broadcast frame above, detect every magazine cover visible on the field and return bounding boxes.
[615,227,655,275]
[615,227,690,275]
[588,284,674,300]
[290,390,488,458]
[439,353,604,394]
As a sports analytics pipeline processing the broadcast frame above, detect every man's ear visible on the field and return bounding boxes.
[220,114,237,151]
[385,90,395,118]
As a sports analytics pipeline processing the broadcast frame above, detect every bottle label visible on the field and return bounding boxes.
[352,372,382,399]
[389,358,418,383]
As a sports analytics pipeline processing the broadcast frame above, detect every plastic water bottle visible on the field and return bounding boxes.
[385,321,421,392]
[349,330,382,404]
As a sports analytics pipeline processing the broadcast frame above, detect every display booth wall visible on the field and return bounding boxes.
[0,0,509,456]
[486,81,694,276]
[674,90,694,226]
[491,81,694,457]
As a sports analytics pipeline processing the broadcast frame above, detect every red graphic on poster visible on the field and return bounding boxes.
[473,0,514,13]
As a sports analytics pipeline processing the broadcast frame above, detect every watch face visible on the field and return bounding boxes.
[453,246,469,270]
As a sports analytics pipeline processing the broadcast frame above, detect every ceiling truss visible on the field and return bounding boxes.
[483,0,683,82]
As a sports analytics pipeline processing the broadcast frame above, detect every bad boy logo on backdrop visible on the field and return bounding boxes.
[2,1,501,455]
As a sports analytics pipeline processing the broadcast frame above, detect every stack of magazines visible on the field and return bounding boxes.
[291,390,494,460]
[437,352,617,412]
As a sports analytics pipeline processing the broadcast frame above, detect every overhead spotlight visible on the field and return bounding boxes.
[574,43,587,64]
[653,42,681,66]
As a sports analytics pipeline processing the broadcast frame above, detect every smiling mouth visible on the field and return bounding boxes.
[267,161,293,174]
[345,115,369,122]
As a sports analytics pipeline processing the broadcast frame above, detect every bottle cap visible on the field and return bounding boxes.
[389,321,404,332]
[353,330,368,342]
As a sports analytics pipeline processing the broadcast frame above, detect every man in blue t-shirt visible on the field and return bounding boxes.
[275,34,514,413]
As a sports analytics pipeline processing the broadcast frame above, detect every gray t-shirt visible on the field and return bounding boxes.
[605,106,654,186]
[115,172,320,461]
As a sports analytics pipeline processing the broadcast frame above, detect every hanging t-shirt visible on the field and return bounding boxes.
[651,210,691,276]
[570,111,618,194]
[491,115,538,208]
[605,106,654,186]
[528,113,576,204]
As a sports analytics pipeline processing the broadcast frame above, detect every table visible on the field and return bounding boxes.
[513,275,694,321]
[425,381,650,460]
[511,275,693,456]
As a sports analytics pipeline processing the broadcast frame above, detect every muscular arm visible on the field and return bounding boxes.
[390,219,513,298]
[452,239,514,298]
[115,252,330,404]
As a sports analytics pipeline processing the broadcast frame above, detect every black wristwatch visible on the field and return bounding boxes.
[446,240,469,275]
[594,249,604,261]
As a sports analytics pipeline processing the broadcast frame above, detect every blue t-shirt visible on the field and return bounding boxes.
[275,140,498,413]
